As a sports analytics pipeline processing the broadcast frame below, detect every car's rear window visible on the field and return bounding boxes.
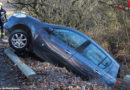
[99,57,112,69]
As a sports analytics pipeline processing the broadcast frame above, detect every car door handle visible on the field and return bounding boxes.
[95,70,100,75]
[42,43,45,46]
[65,50,71,55]
[42,42,45,46]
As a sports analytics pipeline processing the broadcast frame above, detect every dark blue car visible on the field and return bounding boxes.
[4,13,120,86]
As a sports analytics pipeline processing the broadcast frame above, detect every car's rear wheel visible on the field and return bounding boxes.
[9,29,30,52]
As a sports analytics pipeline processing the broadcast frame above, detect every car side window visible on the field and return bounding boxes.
[52,29,87,49]
[99,57,112,69]
[81,43,111,69]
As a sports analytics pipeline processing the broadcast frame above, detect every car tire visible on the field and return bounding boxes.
[9,29,30,52]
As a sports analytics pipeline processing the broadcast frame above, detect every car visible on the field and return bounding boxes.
[4,13,120,86]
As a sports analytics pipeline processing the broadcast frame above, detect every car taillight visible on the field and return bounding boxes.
[114,79,121,88]
[113,80,118,88]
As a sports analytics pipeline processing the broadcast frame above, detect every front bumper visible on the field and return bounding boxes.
[4,22,10,30]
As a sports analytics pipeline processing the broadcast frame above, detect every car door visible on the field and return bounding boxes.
[32,28,56,63]
[47,28,87,67]
[33,28,71,64]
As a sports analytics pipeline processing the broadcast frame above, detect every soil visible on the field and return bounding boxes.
[0,43,20,89]
[0,54,20,88]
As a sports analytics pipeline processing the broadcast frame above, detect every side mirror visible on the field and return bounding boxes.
[45,27,54,34]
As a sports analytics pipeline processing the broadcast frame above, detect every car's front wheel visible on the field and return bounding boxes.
[9,29,30,52]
